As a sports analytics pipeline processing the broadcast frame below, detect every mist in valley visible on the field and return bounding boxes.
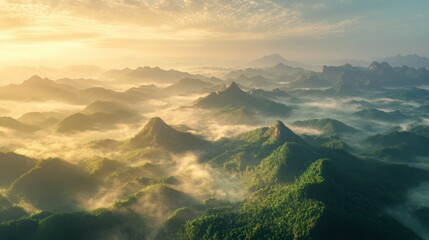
[2,1,429,239]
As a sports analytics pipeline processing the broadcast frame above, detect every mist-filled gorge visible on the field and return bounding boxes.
[2,1,429,240]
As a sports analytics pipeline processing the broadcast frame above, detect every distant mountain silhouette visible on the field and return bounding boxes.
[194,82,291,117]
[0,75,83,103]
[330,59,370,67]
[55,78,106,89]
[289,75,331,89]
[164,78,214,94]
[80,86,148,103]
[195,82,254,107]
[249,53,288,67]
[81,100,135,115]
[0,116,40,133]
[248,88,290,99]
[379,54,429,69]
[225,68,266,79]
[353,109,408,122]
[101,66,203,84]
[18,112,63,128]
[56,101,140,133]
[0,65,103,84]
[248,53,318,70]
[232,75,276,89]
[319,62,429,87]
[124,84,163,99]
[0,75,149,104]
[225,63,306,81]
[319,64,364,84]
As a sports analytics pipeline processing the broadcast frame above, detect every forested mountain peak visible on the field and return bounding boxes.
[269,120,302,143]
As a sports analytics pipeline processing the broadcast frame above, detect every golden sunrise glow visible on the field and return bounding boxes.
[0,0,367,68]
[1,1,429,239]
[0,0,428,68]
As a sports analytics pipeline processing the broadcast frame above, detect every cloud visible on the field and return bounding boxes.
[0,2,32,30]
[3,0,355,40]
[172,153,247,202]
[2,0,429,66]
[14,31,102,43]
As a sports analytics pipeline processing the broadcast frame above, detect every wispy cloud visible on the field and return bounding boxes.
[1,0,428,67]
[3,0,355,40]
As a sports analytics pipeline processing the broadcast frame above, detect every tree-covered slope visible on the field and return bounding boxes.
[178,121,429,240]
[179,156,428,240]
[7,159,98,211]
[0,209,145,240]
[364,130,429,162]
[0,152,37,187]
[293,118,359,137]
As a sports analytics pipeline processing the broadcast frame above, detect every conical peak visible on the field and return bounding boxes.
[222,82,246,96]
[138,117,174,137]
[29,75,43,81]
[129,116,208,151]
[273,120,287,130]
[145,117,168,129]
[132,117,174,143]
[270,120,302,143]
[271,120,288,137]
[228,82,240,90]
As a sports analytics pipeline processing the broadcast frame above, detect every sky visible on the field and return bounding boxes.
[0,0,428,68]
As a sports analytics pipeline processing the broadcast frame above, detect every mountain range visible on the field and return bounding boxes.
[319,62,429,88]
[225,62,306,81]
[56,101,141,133]
[101,66,204,84]
[293,118,359,137]
[0,75,149,104]
[194,82,291,120]
[163,78,215,95]
[1,118,429,239]
[182,121,429,240]
[248,53,319,71]
[379,54,429,69]
[353,109,408,123]
[2,56,429,240]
